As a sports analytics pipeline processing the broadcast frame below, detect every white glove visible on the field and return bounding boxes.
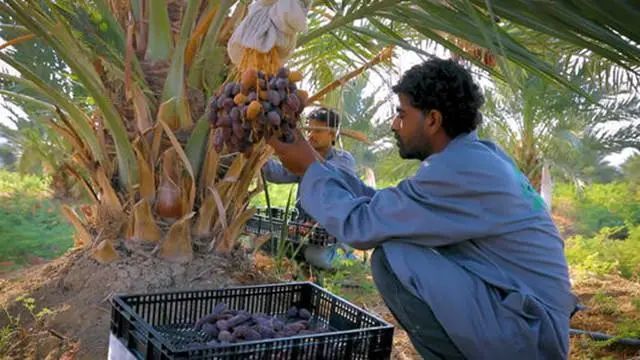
[227,0,311,66]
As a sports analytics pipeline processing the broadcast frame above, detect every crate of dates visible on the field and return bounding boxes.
[245,207,338,248]
[110,282,394,359]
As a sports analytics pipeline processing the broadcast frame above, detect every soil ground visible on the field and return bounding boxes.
[0,247,278,359]
[1,250,639,359]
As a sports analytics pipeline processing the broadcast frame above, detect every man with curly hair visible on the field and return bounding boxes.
[267,58,578,359]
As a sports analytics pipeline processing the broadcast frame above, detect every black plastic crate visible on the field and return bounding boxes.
[255,207,300,221]
[245,207,337,248]
[110,282,394,360]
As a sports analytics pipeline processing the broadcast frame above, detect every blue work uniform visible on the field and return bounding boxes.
[262,147,358,269]
[298,130,579,359]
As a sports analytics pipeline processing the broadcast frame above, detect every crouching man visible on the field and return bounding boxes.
[267,58,579,359]
[262,107,358,269]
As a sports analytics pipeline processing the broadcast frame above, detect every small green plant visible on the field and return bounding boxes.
[15,295,52,325]
[0,307,19,353]
[272,186,307,273]
[593,292,619,316]
[0,295,51,355]
[614,316,640,340]
[589,315,640,349]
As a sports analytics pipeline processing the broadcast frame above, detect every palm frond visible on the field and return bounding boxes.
[0,53,104,163]
[466,0,640,66]
[162,0,202,128]
[145,0,173,61]
[595,122,640,152]
[300,0,640,99]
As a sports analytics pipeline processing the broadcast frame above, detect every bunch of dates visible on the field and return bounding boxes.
[193,303,328,345]
[208,67,309,155]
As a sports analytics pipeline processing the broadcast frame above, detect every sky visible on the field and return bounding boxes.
[0,38,637,167]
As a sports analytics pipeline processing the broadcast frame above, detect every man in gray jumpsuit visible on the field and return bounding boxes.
[267,59,579,359]
[262,107,358,269]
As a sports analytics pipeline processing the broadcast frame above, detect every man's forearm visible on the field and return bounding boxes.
[299,162,383,250]
[262,158,300,184]
[299,160,505,250]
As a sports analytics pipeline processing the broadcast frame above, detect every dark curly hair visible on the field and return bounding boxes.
[392,58,485,138]
[307,107,340,129]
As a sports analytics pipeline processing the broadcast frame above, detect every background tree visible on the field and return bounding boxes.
[0,6,88,197]
[623,154,640,188]
[1,0,639,266]
[0,142,17,169]
[313,76,388,174]
[480,62,638,190]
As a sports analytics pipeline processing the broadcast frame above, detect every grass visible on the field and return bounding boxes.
[250,174,395,209]
[251,182,298,209]
[316,258,378,303]
[0,170,73,273]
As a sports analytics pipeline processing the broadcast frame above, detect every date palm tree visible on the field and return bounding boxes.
[481,60,639,190]
[0,0,638,265]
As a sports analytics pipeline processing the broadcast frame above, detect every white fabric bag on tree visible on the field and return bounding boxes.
[227,0,311,65]
[540,161,553,211]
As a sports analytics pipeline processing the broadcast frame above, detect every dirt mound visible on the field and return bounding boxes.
[0,247,278,359]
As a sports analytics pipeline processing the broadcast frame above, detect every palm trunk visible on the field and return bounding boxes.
[515,140,543,191]
[40,0,295,263]
[3,0,383,265]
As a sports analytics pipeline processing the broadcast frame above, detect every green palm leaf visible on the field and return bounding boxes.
[4,0,138,188]
[146,0,173,61]
[0,55,104,163]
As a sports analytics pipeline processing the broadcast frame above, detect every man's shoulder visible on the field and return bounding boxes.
[333,148,355,159]
[331,148,356,164]
[417,136,517,181]
[327,148,357,173]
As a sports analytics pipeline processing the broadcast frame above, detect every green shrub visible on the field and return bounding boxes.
[576,205,626,237]
[553,182,640,238]
[0,170,51,196]
[566,226,640,280]
[582,183,640,226]
[592,292,619,316]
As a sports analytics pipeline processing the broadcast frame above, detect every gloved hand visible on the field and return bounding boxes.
[303,244,339,270]
[303,244,358,270]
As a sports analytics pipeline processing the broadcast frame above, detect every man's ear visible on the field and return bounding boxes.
[330,129,338,141]
[425,110,443,134]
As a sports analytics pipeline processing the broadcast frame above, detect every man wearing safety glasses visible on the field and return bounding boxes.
[262,107,358,269]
